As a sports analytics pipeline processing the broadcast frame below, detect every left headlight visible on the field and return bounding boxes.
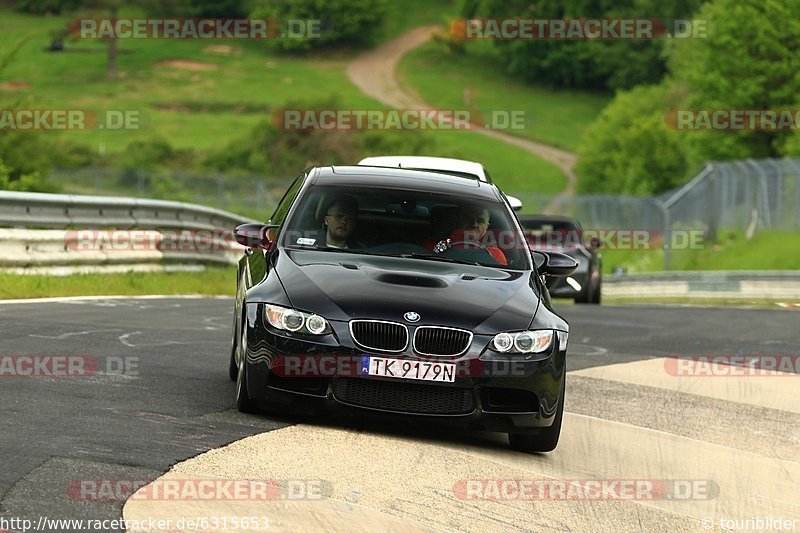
[264,304,332,335]
[490,330,553,354]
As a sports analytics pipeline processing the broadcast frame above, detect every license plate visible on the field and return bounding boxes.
[361,356,456,383]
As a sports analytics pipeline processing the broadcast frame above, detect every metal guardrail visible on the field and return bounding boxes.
[0,191,258,271]
[604,271,800,299]
[0,190,259,231]
[606,271,800,283]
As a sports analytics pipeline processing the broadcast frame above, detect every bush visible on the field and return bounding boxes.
[141,0,249,18]
[462,0,704,91]
[205,99,436,175]
[118,136,193,170]
[0,158,59,192]
[576,83,690,195]
[250,0,390,51]
[0,130,57,182]
[431,23,466,55]
[14,0,82,14]
[206,116,361,175]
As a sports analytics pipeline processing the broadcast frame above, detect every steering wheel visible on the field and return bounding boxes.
[448,240,490,252]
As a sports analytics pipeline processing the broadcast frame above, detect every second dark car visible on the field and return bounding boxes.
[518,215,602,304]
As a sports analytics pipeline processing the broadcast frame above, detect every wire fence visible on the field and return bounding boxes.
[512,158,800,268]
[516,158,800,231]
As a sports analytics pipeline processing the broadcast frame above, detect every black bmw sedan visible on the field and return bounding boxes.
[229,165,577,453]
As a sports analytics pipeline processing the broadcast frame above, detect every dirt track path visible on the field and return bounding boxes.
[346,26,578,208]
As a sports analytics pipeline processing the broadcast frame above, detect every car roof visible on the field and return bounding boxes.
[309,166,500,201]
[357,156,488,181]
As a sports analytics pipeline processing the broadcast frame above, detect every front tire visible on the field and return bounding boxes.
[235,330,259,413]
[508,383,565,453]
[592,279,602,304]
[229,344,238,382]
[229,308,240,381]
[575,276,600,305]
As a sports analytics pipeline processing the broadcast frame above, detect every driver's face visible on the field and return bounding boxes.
[461,207,490,239]
[325,206,357,240]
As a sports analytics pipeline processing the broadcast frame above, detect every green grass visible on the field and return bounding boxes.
[601,230,800,274]
[1,5,566,201]
[423,131,566,194]
[0,7,377,153]
[0,267,234,299]
[399,41,611,152]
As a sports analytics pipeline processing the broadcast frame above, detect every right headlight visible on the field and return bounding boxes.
[490,330,554,354]
[264,304,332,335]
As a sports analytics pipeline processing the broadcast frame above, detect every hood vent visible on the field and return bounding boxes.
[374,273,447,288]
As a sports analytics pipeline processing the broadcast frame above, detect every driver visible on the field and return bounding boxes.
[320,195,363,249]
[454,204,508,265]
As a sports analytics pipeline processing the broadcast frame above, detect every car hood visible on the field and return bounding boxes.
[270,249,540,334]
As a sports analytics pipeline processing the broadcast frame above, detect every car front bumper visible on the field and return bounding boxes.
[241,304,567,434]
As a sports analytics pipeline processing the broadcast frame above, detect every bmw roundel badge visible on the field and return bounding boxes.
[404,311,421,323]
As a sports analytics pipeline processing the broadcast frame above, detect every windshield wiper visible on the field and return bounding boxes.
[286,245,366,255]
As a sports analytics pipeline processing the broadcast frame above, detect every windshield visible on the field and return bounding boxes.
[520,218,583,249]
[280,185,530,270]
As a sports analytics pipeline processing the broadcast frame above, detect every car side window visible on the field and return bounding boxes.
[268,173,304,226]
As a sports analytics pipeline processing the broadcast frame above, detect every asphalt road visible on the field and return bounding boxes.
[1,297,798,532]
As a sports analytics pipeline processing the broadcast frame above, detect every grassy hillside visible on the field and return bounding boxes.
[399,41,611,152]
[0,4,566,208]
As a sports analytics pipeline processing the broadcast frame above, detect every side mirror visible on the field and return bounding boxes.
[507,195,523,211]
[234,223,279,249]
[587,237,602,249]
[532,251,578,277]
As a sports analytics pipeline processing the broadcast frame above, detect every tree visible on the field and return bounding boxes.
[249,0,390,51]
[462,0,704,91]
[576,83,690,195]
[668,0,800,165]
